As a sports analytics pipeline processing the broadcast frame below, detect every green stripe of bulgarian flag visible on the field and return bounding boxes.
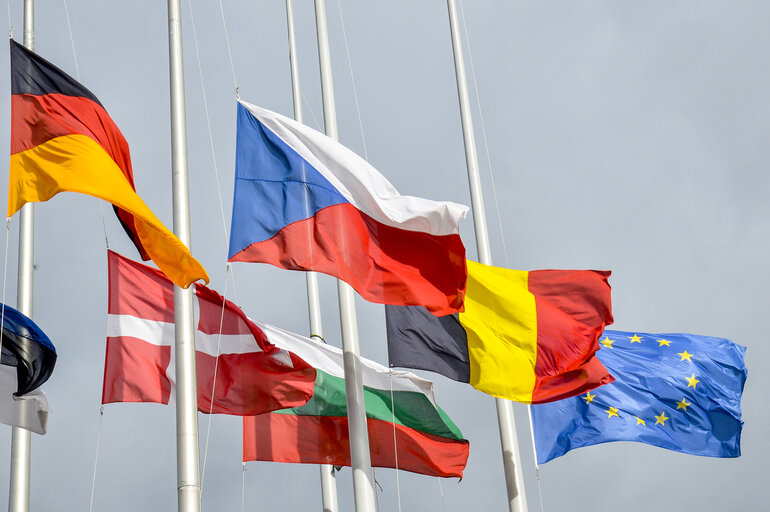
[272,370,464,441]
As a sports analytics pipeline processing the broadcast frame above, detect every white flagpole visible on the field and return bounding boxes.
[313,2,376,511]
[167,1,202,511]
[446,1,528,511]
[285,1,339,511]
[8,2,36,510]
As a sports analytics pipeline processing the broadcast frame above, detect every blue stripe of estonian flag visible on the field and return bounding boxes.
[1,303,57,396]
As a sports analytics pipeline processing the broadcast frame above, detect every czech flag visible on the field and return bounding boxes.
[228,101,468,316]
[8,39,208,289]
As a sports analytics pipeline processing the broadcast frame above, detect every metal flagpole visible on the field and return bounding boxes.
[313,2,376,511]
[8,2,36,510]
[285,1,339,511]
[446,1,528,511]
[167,1,202,511]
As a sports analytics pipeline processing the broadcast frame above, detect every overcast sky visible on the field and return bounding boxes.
[0,1,767,510]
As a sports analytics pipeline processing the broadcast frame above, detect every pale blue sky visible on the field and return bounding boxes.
[0,1,767,510]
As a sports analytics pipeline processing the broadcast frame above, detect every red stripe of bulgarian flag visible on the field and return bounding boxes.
[8,39,208,288]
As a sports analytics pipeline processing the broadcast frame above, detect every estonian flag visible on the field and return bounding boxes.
[0,303,57,434]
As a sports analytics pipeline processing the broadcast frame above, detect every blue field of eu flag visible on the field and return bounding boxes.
[531,330,746,464]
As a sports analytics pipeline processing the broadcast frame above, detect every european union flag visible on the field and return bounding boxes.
[531,330,746,464]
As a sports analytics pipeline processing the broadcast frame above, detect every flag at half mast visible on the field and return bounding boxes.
[0,303,56,434]
[387,260,614,403]
[102,251,315,415]
[228,100,468,316]
[244,324,469,478]
[531,330,746,463]
[8,39,208,288]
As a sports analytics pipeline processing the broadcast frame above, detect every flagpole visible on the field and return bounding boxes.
[8,2,35,510]
[446,1,528,511]
[285,1,339,511]
[313,2,376,511]
[167,2,202,511]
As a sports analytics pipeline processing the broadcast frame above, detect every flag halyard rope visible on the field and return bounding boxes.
[241,462,247,512]
[459,2,543,511]
[61,1,111,252]
[217,0,239,97]
[389,370,404,512]
[458,0,510,269]
[200,263,231,490]
[6,0,12,38]
[88,406,105,512]
[334,0,368,161]
[186,0,239,303]
[0,219,10,365]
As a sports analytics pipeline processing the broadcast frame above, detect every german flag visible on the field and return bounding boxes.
[8,39,208,288]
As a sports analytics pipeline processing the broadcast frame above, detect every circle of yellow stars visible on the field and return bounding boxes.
[584,333,700,429]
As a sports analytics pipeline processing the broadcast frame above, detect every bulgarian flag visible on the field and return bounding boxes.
[243,324,470,479]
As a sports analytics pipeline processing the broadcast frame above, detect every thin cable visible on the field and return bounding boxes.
[527,406,546,512]
[458,0,510,266]
[88,406,105,512]
[301,93,323,132]
[0,219,11,361]
[388,370,403,512]
[62,0,80,79]
[200,264,231,488]
[97,202,110,250]
[61,0,111,250]
[437,479,448,512]
[7,0,12,38]
[373,468,380,512]
[186,0,232,249]
[334,0,368,160]
[217,0,238,96]
[241,462,247,512]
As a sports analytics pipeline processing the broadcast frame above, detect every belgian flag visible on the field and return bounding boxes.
[387,260,615,404]
[8,39,208,288]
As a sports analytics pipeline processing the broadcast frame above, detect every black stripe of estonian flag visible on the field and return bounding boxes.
[385,305,471,383]
[0,303,57,396]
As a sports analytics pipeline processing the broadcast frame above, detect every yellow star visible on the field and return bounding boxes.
[606,406,619,418]
[601,336,615,348]
[657,339,671,347]
[686,374,699,388]
[630,334,642,343]
[582,392,595,404]
[676,398,691,411]
[655,412,669,425]
[678,350,693,362]
[635,416,646,426]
